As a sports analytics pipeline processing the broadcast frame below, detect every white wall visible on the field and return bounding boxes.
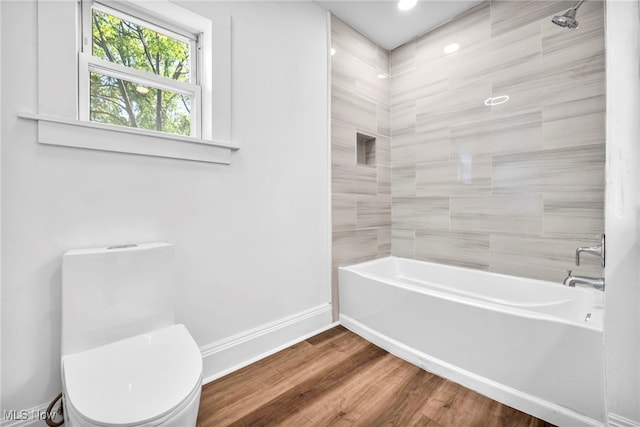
[1,0,330,413]
[604,0,640,424]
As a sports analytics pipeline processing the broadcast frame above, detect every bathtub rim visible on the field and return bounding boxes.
[339,256,604,331]
[342,255,601,290]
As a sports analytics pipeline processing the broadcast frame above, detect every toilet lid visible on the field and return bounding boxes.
[63,324,202,426]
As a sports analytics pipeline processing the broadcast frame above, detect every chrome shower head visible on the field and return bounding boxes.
[552,8,578,28]
[552,0,585,29]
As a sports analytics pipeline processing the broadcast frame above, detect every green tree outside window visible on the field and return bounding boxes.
[90,9,192,136]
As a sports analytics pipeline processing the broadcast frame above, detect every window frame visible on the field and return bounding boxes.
[79,0,203,138]
[24,0,235,164]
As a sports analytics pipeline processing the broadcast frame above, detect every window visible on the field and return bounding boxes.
[79,1,202,137]
[27,0,234,164]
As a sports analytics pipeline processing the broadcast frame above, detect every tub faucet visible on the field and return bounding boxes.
[563,270,605,291]
[575,234,605,267]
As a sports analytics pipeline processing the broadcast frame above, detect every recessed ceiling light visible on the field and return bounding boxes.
[377,73,388,79]
[330,48,336,56]
[398,0,417,11]
[443,43,460,54]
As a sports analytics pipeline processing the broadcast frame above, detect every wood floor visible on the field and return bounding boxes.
[196,326,555,427]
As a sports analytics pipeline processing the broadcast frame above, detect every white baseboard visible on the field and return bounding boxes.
[340,314,604,427]
[609,413,640,427]
[200,303,335,384]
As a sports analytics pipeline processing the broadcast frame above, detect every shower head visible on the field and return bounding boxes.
[552,8,578,28]
[552,0,585,29]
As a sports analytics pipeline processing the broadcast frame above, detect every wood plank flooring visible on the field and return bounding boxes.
[196,326,555,427]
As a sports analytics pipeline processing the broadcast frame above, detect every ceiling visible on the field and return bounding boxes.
[313,0,481,50]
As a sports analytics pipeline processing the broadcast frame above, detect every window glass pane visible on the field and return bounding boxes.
[90,71,191,136]
[92,8,191,83]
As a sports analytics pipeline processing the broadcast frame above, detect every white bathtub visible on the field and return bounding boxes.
[339,256,605,426]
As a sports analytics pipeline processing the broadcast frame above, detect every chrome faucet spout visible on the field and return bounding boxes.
[563,270,605,291]
[563,270,575,287]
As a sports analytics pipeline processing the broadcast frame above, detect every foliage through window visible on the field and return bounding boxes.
[81,1,201,137]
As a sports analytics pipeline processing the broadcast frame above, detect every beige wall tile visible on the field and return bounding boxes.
[377,165,391,195]
[331,48,358,93]
[492,144,605,195]
[392,196,450,230]
[392,128,450,165]
[542,111,605,150]
[415,81,492,133]
[416,157,492,197]
[331,15,377,68]
[390,100,416,137]
[333,228,379,266]
[356,60,390,106]
[415,229,491,270]
[390,40,415,77]
[391,165,416,196]
[332,123,356,167]
[377,45,390,74]
[331,15,393,316]
[377,104,391,137]
[450,194,543,235]
[492,56,604,116]
[543,193,604,239]
[391,228,415,258]
[450,111,542,158]
[333,163,378,196]
[377,226,392,256]
[375,135,391,167]
[387,0,605,284]
[542,94,604,122]
[391,63,448,107]
[332,194,357,232]
[332,87,378,134]
[448,19,540,89]
[357,195,392,229]
[542,96,605,149]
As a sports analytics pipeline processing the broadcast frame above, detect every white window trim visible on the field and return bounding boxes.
[22,0,235,164]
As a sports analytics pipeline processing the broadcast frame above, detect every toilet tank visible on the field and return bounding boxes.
[62,242,175,357]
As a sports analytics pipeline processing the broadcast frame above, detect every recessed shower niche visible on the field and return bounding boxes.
[356,132,376,166]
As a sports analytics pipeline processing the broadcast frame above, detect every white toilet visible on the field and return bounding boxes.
[60,242,203,427]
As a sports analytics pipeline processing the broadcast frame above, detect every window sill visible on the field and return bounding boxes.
[18,113,239,164]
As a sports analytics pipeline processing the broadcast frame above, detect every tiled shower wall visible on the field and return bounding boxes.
[331,15,391,311]
[390,0,605,282]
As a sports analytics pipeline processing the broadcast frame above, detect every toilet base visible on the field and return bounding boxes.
[63,383,202,427]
